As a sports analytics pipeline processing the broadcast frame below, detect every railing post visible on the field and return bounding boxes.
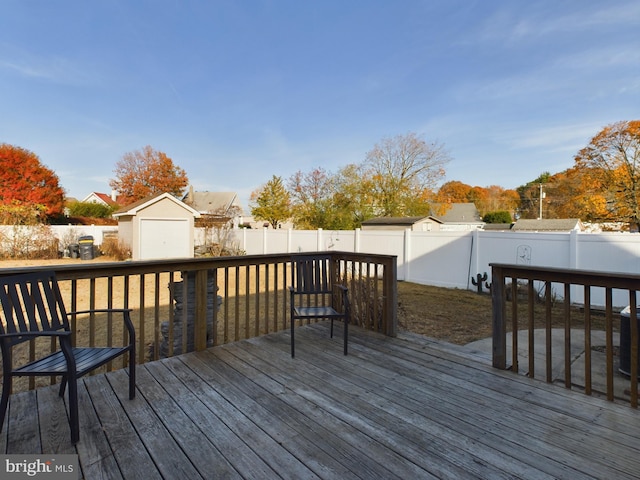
[194,269,208,351]
[384,256,398,337]
[491,264,507,369]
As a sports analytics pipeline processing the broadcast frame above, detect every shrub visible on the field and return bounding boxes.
[483,210,512,223]
[100,237,131,261]
[67,201,115,218]
[0,224,59,259]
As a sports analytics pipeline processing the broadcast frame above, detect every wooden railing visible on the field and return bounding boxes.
[1,252,397,391]
[491,263,640,407]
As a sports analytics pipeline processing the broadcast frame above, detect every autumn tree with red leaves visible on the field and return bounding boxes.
[0,143,65,223]
[110,145,189,205]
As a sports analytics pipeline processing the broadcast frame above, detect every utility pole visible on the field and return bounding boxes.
[538,183,546,219]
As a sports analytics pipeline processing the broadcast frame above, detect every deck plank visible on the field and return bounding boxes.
[83,374,162,479]
[248,328,562,479]
[106,369,203,479]
[207,346,434,480]
[133,362,242,479]
[2,324,640,479]
[179,351,338,480]
[144,359,272,479]
[74,380,122,480]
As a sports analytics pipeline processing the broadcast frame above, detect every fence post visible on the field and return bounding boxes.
[403,228,411,282]
[491,264,507,369]
[262,227,268,254]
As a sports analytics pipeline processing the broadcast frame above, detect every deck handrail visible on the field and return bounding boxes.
[1,252,397,392]
[491,263,640,407]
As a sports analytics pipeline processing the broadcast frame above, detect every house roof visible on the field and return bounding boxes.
[361,216,442,226]
[511,218,583,231]
[430,203,483,223]
[82,192,120,206]
[113,192,201,218]
[182,190,240,215]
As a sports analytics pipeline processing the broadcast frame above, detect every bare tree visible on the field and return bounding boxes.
[198,205,243,256]
[364,132,450,216]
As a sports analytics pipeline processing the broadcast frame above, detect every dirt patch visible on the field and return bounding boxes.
[397,281,617,345]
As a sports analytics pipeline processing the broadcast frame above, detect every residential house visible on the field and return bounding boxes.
[430,203,484,231]
[82,191,121,208]
[182,187,243,227]
[511,218,585,232]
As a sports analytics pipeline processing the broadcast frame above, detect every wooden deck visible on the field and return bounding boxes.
[2,323,640,479]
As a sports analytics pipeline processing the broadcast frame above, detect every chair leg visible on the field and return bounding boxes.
[67,374,79,444]
[344,318,348,356]
[59,376,67,397]
[330,318,334,338]
[129,353,136,400]
[291,318,295,358]
[0,374,11,432]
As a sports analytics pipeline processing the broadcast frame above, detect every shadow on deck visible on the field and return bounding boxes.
[2,323,640,479]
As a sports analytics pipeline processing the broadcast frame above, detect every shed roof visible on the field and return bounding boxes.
[511,218,583,231]
[361,216,441,226]
[430,203,482,223]
[113,192,201,218]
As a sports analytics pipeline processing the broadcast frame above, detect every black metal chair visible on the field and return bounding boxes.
[289,255,350,358]
[0,270,136,444]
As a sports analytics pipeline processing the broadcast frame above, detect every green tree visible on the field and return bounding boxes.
[364,132,450,217]
[110,146,189,205]
[250,175,291,229]
[517,172,551,219]
[329,163,379,228]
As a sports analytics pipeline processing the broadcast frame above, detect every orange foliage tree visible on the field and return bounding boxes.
[574,120,640,227]
[0,143,65,221]
[436,181,519,217]
[110,145,189,205]
[542,167,609,221]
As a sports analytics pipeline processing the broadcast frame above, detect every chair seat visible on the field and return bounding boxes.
[13,347,130,377]
[294,306,343,318]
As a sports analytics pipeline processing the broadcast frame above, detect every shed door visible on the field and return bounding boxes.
[139,218,191,259]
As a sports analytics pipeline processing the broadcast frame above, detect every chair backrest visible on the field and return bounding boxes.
[292,255,334,294]
[0,271,70,347]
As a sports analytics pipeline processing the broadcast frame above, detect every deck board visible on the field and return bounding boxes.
[3,323,640,479]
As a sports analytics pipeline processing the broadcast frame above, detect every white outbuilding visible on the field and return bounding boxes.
[113,192,201,260]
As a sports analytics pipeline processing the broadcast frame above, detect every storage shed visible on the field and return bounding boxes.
[361,216,442,231]
[113,193,201,260]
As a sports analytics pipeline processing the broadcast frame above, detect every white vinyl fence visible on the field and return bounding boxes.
[234,228,640,308]
[5,224,640,307]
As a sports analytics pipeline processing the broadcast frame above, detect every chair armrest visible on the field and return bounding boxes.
[0,331,71,340]
[67,309,136,345]
[68,308,133,315]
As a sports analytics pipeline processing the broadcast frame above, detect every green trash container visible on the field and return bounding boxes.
[619,305,640,378]
[78,236,95,260]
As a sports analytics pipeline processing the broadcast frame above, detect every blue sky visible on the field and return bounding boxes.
[1,1,638,211]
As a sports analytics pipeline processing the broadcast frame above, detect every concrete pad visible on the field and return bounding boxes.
[465,329,638,400]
